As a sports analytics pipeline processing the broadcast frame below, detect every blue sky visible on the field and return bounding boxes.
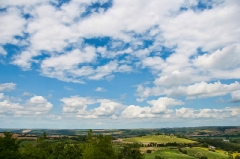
[0,0,240,129]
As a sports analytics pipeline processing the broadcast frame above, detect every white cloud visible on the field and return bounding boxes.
[167,81,240,98]
[148,97,184,114]
[41,47,96,70]
[122,97,183,118]
[176,107,195,118]
[57,94,240,121]
[88,60,118,80]
[0,0,49,7]
[230,90,240,103]
[133,0,240,102]
[61,96,123,118]
[4,0,239,92]
[64,86,73,91]
[0,46,7,55]
[22,92,33,96]
[0,93,4,100]
[121,105,153,118]
[161,1,240,55]
[176,107,240,119]
[117,65,132,73]
[25,96,53,115]
[0,100,23,115]
[26,4,81,51]
[77,0,185,41]
[11,51,39,70]
[61,96,95,113]
[154,70,191,87]
[0,83,16,92]
[137,84,186,102]
[1,0,240,126]
[40,47,96,83]
[141,56,164,71]
[29,95,47,104]
[0,7,26,45]
[93,99,123,117]
[194,44,240,69]
[0,95,53,116]
[137,81,240,100]
[95,87,106,92]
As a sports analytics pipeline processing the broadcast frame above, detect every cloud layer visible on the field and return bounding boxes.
[0,0,240,127]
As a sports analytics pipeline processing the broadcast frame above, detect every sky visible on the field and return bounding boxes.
[0,0,240,129]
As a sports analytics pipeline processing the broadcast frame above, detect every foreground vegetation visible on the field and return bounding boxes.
[1,127,240,159]
[0,131,144,159]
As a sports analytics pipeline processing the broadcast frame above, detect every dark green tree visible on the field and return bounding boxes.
[43,132,47,139]
[0,132,22,159]
[83,129,117,159]
[117,143,144,159]
[235,155,240,159]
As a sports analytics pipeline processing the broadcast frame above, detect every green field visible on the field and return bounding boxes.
[145,149,197,159]
[20,139,59,147]
[123,135,196,143]
[20,140,37,147]
[182,147,229,159]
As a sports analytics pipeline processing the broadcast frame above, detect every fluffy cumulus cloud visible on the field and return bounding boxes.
[1,0,240,126]
[93,99,123,117]
[230,90,240,103]
[0,95,53,117]
[0,7,26,45]
[61,95,163,119]
[121,105,153,118]
[61,96,95,113]
[194,44,240,69]
[137,80,240,100]
[167,81,240,98]
[121,97,183,118]
[1,0,239,83]
[60,96,123,118]
[176,107,240,119]
[95,87,106,92]
[0,83,16,92]
[148,97,184,113]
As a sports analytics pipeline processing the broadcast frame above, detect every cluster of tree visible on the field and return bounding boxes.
[145,142,197,148]
[230,138,240,144]
[235,155,240,159]
[197,138,240,152]
[69,135,87,142]
[178,148,187,154]
[0,130,144,159]
[0,132,22,159]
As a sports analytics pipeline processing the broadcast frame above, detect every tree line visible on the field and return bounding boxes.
[0,130,144,159]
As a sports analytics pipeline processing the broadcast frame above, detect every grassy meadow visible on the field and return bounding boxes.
[123,135,196,143]
[145,149,197,159]
[182,147,229,159]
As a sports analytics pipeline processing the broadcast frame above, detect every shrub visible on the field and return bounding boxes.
[182,150,187,154]
[146,150,152,153]
[235,155,240,159]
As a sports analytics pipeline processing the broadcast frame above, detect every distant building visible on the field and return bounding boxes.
[223,139,229,142]
[208,145,216,150]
